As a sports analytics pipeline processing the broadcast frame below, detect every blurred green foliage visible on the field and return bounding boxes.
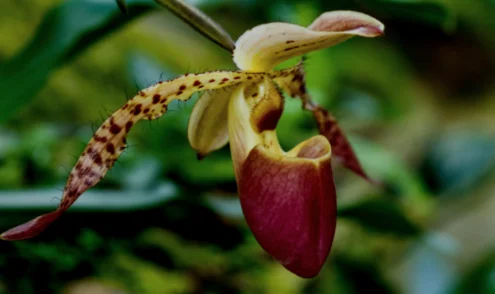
[0,0,494,293]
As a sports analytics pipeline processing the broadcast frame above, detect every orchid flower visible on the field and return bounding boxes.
[1,11,384,278]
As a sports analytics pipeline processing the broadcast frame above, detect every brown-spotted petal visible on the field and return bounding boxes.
[233,10,384,71]
[239,136,336,278]
[1,70,268,241]
[311,106,375,183]
[188,88,232,159]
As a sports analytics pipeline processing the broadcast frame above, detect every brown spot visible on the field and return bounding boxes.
[153,94,160,104]
[87,147,94,155]
[139,91,145,97]
[125,121,133,133]
[208,79,216,83]
[286,40,295,44]
[291,75,301,82]
[252,93,258,97]
[133,104,142,115]
[94,135,107,143]
[93,153,103,165]
[84,179,94,186]
[234,76,241,80]
[67,189,77,198]
[193,80,201,86]
[284,46,300,51]
[79,167,91,178]
[299,84,306,94]
[221,78,229,82]
[177,91,183,95]
[143,108,150,114]
[109,123,122,135]
[179,84,186,91]
[123,104,129,110]
[106,143,115,154]
[247,76,252,80]
[198,85,204,89]
[75,162,82,170]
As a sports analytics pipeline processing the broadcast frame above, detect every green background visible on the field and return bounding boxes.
[0,0,494,293]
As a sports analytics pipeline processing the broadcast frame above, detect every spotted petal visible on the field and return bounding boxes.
[1,70,267,241]
[233,11,384,71]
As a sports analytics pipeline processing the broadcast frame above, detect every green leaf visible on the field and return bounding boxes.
[338,198,420,236]
[0,0,154,123]
[0,182,176,212]
[0,0,234,123]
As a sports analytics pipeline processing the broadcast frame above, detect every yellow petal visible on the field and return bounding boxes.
[188,88,232,158]
[233,11,384,71]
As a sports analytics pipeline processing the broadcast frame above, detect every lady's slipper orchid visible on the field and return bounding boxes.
[1,11,384,278]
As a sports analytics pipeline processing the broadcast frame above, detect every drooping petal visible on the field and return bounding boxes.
[0,211,63,241]
[274,63,375,183]
[233,11,384,71]
[228,78,337,277]
[1,70,269,241]
[188,88,232,159]
[311,106,376,183]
